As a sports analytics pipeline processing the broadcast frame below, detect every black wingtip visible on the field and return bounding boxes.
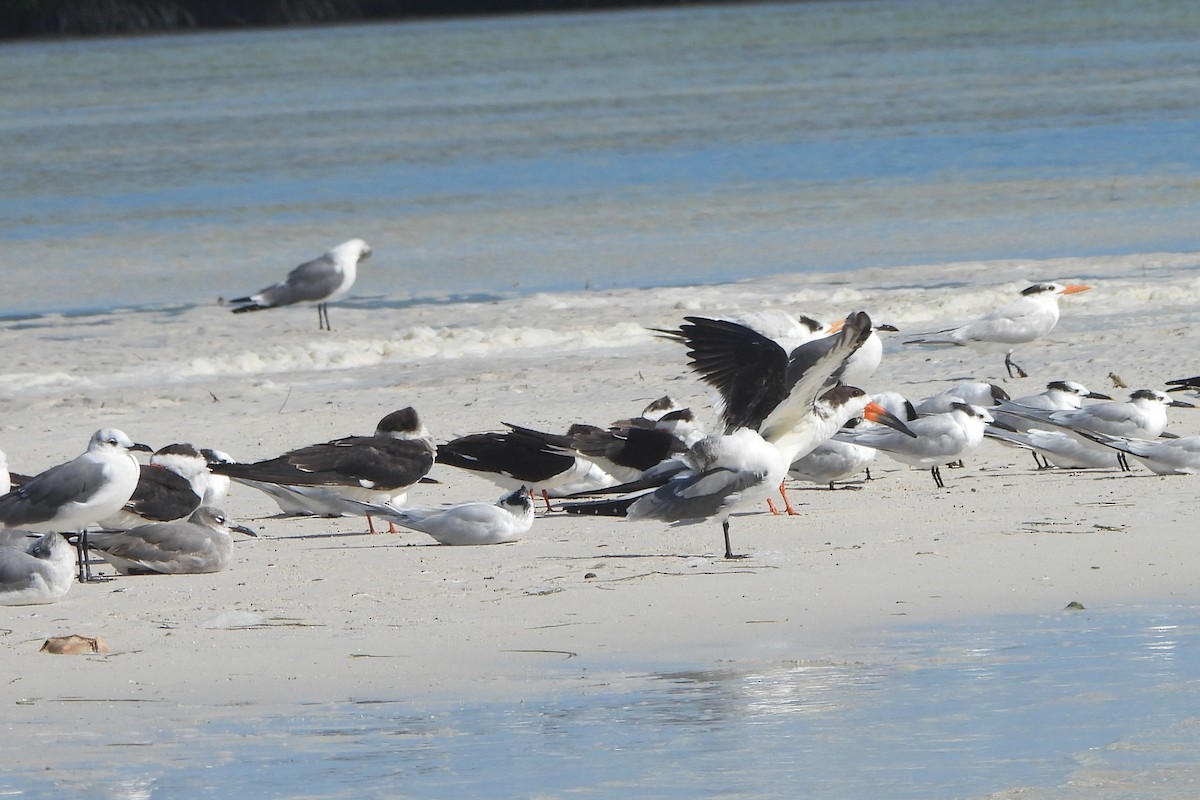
[561,496,639,517]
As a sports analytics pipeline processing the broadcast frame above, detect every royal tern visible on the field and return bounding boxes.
[0,429,152,582]
[995,389,1194,470]
[343,488,535,545]
[212,408,436,532]
[567,312,915,557]
[0,531,75,605]
[835,403,994,488]
[87,507,257,575]
[229,238,372,331]
[902,282,1090,378]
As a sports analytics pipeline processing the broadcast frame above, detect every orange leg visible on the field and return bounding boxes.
[779,482,800,516]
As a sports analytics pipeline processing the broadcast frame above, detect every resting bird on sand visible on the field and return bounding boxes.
[0,532,75,605]
[337,488,535,545]
[87,507,257,575]
[903,282,1090,378]
[229,238,372,331]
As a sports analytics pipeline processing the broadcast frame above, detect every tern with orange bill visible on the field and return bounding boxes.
[903,282,1090,378]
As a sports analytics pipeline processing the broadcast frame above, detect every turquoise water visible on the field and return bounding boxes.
[6,607,1199,798]
[3,0,1200,316]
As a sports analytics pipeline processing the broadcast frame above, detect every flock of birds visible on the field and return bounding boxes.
[3,239,1198,609]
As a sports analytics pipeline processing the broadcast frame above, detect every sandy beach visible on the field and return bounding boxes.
[2,252,1200,791]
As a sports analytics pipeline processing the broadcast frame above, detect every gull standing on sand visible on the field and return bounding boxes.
[342,488,536,545]
[211,408,436,533]
[0,531,75,605]
[87,507,257,575]
[0,429,152,582]
[229,238,372,331]
[902,282,1090,378]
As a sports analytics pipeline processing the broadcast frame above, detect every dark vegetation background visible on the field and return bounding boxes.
[0,0,724,37]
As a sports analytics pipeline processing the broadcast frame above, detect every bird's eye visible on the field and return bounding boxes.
[108,438,118,446]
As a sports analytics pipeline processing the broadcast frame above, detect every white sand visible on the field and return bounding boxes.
[2,253,1199,736]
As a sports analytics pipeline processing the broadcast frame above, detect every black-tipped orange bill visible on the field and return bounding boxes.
[865,402,918,437]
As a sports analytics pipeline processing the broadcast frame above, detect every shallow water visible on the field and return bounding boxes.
[7,607,1199,798]
[3,0,1200,316]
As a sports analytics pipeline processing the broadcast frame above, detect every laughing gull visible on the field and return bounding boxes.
[87,507,257,575]
[211,408,436,533]
[0,429,152,582]
[229,238,372,331]
[99,443,210,530]
[339,487,536,545]
[0,531,75,605]
[903,282,1090,378]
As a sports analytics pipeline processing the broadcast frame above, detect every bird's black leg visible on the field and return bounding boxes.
[75,532,86,583]
[931,465,945,489]
[1005,352,1029,379]
[76,530,111,582]
[318,303,331,331]
[1118,451,1130,471]
[722,520,746,560]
